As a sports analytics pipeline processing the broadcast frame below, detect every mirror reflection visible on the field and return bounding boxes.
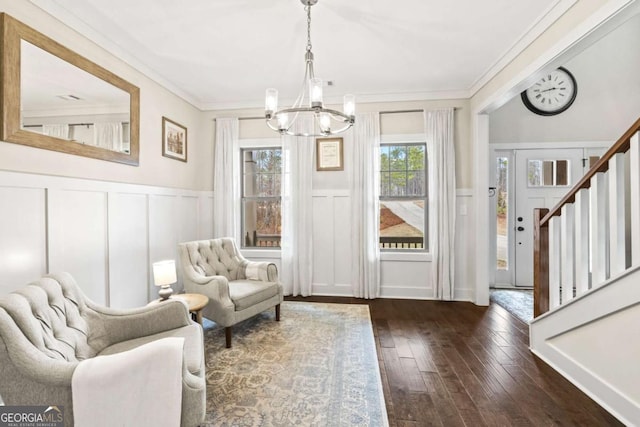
[1,13,139,166]
[20,40,131,153]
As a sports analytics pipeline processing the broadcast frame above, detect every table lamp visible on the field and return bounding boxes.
[153,259,176,300]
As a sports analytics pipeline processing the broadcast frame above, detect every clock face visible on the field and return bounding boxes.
[521,67,577,116]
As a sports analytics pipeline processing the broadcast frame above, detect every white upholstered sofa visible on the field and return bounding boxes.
[0,272,206,427]
[178,238,283,348]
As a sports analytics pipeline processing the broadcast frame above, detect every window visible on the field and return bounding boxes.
[496,156,509,270]
[379,143,427,250]
[241,148,282,248]
[527,159,570,187]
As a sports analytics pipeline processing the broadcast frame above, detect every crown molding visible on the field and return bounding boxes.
[468,0,577,97]
[28,0,205,109]
[28,0,581,113]
[200,90,470,111]
[473,0,638,114]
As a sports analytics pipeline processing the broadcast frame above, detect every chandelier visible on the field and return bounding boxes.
[265,0,355,137]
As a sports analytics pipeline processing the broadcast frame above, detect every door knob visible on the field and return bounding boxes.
[517,226,525,231]
[517,217,523,222]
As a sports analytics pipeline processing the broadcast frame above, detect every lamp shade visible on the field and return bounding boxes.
[152,260,176,286]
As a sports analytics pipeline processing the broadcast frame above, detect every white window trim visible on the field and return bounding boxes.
[379,138,429,253]
[381,133,426,144]
[381,251,432,262]
[238,137,281,149]
[240,248,281,259]
[240,143,283,250]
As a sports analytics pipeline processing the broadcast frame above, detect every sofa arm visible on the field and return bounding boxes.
[0,310,78,387]
[72,337,185,427]
[85,299,193,349]
[184,275,234,311]
[240,261,279,282]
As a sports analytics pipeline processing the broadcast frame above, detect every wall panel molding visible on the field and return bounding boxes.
[299,190,474,301]
[0,170,213,307]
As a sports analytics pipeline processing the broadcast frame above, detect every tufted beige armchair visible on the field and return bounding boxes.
[178,238,283,348]
[0,272,206,427]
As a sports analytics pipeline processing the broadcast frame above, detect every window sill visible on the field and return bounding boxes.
[380,251,432,262]
[240,249,430,262]
[240,248,281,259]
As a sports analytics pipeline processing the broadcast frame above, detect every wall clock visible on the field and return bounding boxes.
[521,67,577,116]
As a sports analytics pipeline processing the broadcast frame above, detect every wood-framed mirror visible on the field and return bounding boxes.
[0,13,140,166]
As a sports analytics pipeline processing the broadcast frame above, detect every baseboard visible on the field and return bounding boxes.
[310,283,474,302]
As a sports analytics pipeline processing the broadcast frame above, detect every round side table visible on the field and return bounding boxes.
[148,293,209,325]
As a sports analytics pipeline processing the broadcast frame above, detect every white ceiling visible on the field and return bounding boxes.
[29,0,572,111]
[22,40,129,115]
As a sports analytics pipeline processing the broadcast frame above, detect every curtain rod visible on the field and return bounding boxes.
[378,107,460,114]
[23,122,129,128]
[212,107,459,122]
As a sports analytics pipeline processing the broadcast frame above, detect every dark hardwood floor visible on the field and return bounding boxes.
[285,296,622,427]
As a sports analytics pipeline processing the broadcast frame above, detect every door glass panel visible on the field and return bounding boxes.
[496,157,509,270]
[528,160,542,187]
[556,160,568,185]
[528,159,571,187]
[543,161,554,185]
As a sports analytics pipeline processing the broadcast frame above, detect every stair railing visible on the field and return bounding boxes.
[534,116,640,317]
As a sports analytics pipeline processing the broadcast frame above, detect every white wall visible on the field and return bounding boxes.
[0,3,216,304]
[0,1,212,191]
[212,100,475,300]
[489,13,640,144]
[530,265,640,425]
[469,0,640,305]
[0,170,213,308]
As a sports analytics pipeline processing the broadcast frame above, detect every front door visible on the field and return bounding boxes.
[513,148,585,287]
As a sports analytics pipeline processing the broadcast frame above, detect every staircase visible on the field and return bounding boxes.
[531,117,640,426]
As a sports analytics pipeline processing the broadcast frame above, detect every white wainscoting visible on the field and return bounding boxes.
[530,265,640,426]
[454,189,475,302]
[0,170,213,308]
[242,189,475,301]
[311,191,353,296]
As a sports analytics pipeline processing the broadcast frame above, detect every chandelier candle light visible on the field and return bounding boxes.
[265,0,355,137]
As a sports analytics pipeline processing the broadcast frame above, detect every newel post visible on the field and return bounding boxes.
[533,208,550,317]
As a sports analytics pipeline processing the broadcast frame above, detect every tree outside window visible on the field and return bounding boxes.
[380,143,427,250]
[242,148,282,248]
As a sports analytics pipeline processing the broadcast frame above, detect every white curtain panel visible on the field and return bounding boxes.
[350,112,381,299]
[213,118,240,239]
[280,117,314,296]
[93,122,123,151]
[425,108,456,300]
[42,124,69,139]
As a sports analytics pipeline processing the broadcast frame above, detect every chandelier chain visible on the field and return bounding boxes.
[306,5,312,52]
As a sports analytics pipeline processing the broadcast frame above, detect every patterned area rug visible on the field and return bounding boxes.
[490,289,533,324]
[201,302,388,427]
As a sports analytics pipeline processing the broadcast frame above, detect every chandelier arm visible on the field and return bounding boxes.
[275,107,352,118]
[265,0,355,138]
[325,122,354,135]
[292,57,312,109]
[319,107,353,121]
[265,119,282,133]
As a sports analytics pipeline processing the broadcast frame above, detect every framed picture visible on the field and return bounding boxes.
[316,137,343,171]
[162,116,187,162]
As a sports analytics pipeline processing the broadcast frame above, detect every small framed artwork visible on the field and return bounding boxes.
[162,116,187,162]
[316,137,343,171]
